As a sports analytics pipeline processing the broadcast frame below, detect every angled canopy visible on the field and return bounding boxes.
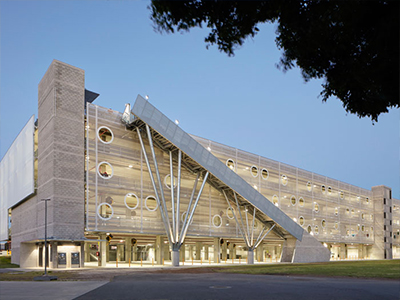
[131,95,304,241]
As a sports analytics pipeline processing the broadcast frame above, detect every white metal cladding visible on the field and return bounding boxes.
[191,132,374,245]
[0,115,35,241]
[131,95,304,241]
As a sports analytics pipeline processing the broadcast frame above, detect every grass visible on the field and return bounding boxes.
[214,260,400,279]
[0,271,79,281]
[0,256,19,268]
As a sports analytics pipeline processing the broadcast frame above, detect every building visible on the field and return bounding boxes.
[1,60,399,268]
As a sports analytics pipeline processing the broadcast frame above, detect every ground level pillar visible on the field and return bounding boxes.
[247,249,254,264]
[172,249,180,267]
[213,238,220,263]
[100,234,107,267]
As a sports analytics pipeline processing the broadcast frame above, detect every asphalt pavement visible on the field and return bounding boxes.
[75,273,400,300]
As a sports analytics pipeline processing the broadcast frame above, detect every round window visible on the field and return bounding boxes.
[251,166,258,177]
[328,186,332,194]
[97,126,114,144]
[314,203,319,213]
[145,196,158,211]
[226,159,235,170]
[97,203,114,220]
[351,209,355,214]
[272,195,279,207]
[124,193,139,210]
[314,225,319,235]
[321,219,326,228]
[334,222,339,230]
[335,207,338,216]
[361,213,365,219]
[290,195,297,206]
[226,207,235,220]
[321,185,326,194]
[281,175,288,186]
[340,191,344,199]
[181,212,193,225]
[97,162,114,179]
[212,215,222,228]
[306,181,312,192]
[366,197,369,204]
[299,216,305,226]
[261,168,269,180]
[361,225,365,232]
[307,225,312,234]
[299,197,304,207]
[164,174,177,189]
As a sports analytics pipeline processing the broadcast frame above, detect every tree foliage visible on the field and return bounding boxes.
[150,0,399,122]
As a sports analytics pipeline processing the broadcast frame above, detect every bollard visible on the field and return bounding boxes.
[163,258,164,266]
[116,257,118,268]
[182,257,184,266]
[192,257,193,265]
[225,257,227,264]
[232,257,234,264]
[129,258,131,267]
[209,257,211,264]
[201,258,202,265]
[270,257,272,263]
[239,257,241,264]
[141,258,143,267]
[152,258,154,266]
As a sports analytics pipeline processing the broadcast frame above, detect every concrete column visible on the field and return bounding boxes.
[247,249,254,264]
[100,234,107,267]
[132,245,137,261]
[80,243,85,268]
[106,242,110,262]
[84,242,90,263]
[189,245,194,260]
[172,250,179,267]
[204,245,209,260]
[155,236,163,265]
[213,238,220,263]
[221,241,227,261]
[50,242,58,269]
[164,243,170,261]
[280,238,296,262]
[358,244,363,259]
[125,238,132,263]
[256,244,263,262]
[179,243,185,262]
[339,243,346,259]
[195,242,202,260]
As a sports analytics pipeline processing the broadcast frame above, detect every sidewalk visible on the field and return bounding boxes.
[0,281,108,300]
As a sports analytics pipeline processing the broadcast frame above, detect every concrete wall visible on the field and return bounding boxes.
[371,185,392,259]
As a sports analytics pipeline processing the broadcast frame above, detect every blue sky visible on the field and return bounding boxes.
[1,1,399,198]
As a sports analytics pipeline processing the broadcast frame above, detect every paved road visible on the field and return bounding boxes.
[75,273,400,300]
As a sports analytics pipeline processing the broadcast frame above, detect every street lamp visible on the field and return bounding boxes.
[34,198,57,281]
[41,198,50,276]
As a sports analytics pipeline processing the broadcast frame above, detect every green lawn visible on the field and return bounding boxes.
[215,260,400,279]
[0,256,19,268]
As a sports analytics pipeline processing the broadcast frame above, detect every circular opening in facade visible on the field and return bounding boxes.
[124,193,139,210]
[314,203,319,213]
[361,213,365,219]
[261,168,269,180]
[335,207,339,216]
[299,197,304,207]
[272,195,279,207]
[281,175,288,186]
[226,159,235,171]
[371,226,373,232]
[340,191,344,199]
[164,174,177,189]
[328,186,332,194]
[226,207,235,220]
[361,225,365,232]
[97,162,114,179]
[251,166,258,177]
[321,185,326,194]
[97,126,114,144]
[299,216,305,226]
[97,203,114,220]
[307,225,312,234]
[290,195,297,206]
[145,196,158,211]
[346,208,350,214]
[181,212,193,225]
[306,181,312,192]
[321,219,326,228]
[351,209,355,214]
[366,197,369,204]
[212,215,222,228]
[314,225,319,235]
[334,222,339,230]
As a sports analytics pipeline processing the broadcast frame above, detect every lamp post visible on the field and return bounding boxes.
[34,198,57,281]
[41,198,50,276]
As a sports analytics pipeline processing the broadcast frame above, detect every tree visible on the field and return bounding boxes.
[150,0,399,122]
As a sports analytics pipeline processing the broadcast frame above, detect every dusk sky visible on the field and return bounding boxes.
[1,1,399,198]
